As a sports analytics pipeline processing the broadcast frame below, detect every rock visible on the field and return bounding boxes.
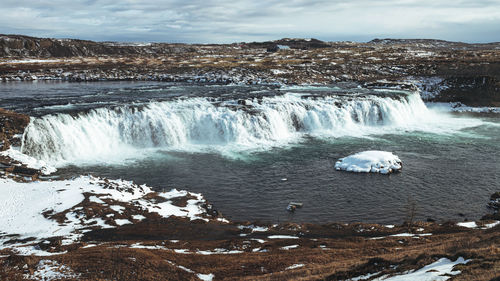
[434,76,500,107]
[487,192,500,210]
[0,108,30,151]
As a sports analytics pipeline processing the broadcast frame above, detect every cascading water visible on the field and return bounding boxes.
[21,91,434,166]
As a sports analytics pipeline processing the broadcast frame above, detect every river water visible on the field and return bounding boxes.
[1,81,498,224]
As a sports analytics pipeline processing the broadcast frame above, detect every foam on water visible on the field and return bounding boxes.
[21,91,485,166]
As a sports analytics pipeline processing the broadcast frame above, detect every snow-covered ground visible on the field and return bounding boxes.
[457,220,500,229]
[349,257,470,281]
[24,260,80,280]
[378,257,469,281]
[1,147,57,175]
[0,175,210,255]
[334,151,402,174]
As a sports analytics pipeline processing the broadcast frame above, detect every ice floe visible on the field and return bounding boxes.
[334,151,402,174]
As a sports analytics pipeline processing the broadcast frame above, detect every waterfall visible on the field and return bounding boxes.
[21,91,431,166]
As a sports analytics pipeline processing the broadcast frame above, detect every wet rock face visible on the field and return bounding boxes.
[0,108,30,151]
[435,76,500,107]
[488,192,500,211]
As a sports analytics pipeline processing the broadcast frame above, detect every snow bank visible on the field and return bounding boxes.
[0,148,57,175]
[334,151,402,174]
[0,175,210,255]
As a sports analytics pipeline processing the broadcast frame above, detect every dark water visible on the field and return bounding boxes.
[1,81,499,224]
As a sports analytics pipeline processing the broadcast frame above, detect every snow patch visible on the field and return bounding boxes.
[196,248,243,255]
[25,260,79,280]
[457,221,500,229]
[0,148,56,175]
[132,214,146,221]
[268,235,299,239]
[115,219,132,226]
[373,257,470,281]
[197,273,215,281]
[238,225,269,232]
[109,205,125,213]
[281,244,299,250]
[89,196,105,204]
[285,263,305,270]
[0,175,211,255]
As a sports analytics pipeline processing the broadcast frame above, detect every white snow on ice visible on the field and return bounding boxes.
[334,151,402,174]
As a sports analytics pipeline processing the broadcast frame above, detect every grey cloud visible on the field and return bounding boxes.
[0,0,499,43]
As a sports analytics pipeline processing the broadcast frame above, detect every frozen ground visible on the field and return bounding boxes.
[1,147,57,175]
[0,175,210,255]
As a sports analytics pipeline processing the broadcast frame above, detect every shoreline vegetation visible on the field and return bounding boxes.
[1,35,500,280]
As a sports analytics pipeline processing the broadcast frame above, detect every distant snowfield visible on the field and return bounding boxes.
[334,151,402,174]
[0,175,209,255]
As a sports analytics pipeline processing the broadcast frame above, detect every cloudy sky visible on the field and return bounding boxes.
[1,0,500,43]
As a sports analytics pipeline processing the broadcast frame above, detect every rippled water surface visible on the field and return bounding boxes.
[1,81,498,224]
